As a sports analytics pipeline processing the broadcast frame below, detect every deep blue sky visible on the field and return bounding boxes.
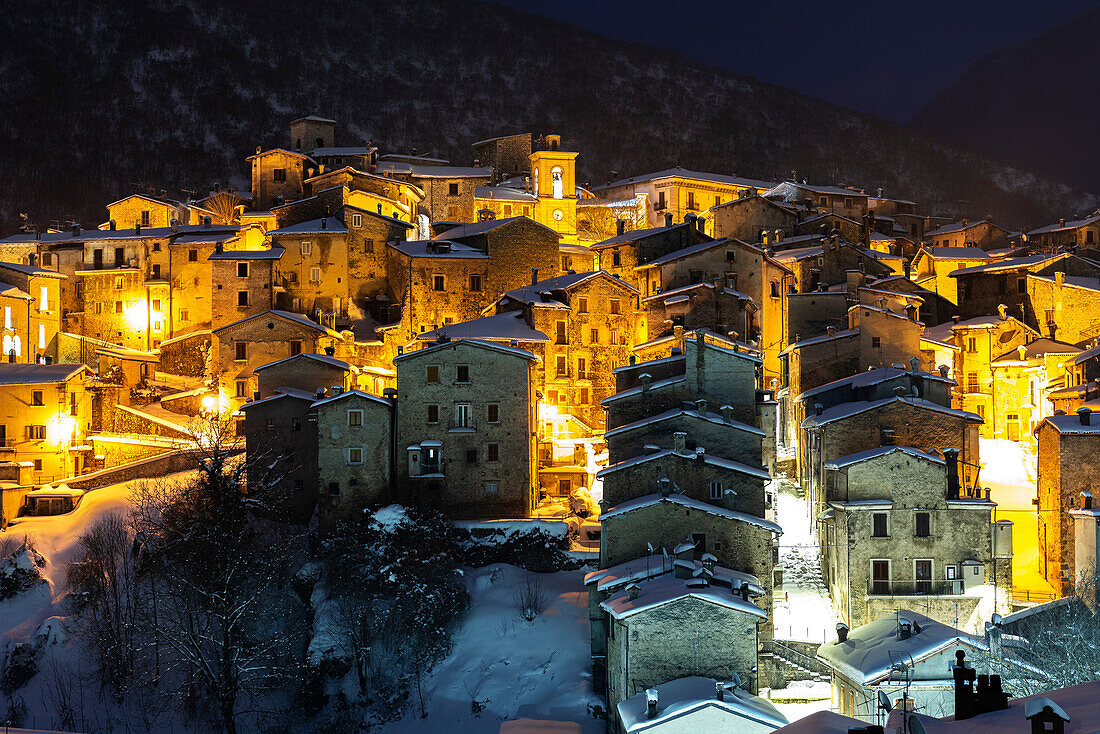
[492,0,1100,122]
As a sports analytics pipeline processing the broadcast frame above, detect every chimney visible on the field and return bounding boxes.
[616,218,626,236]
[658,476,672,495]
[944,447,960,499]
[1060,218,1066,228]
[897,620,912,640]
[721,405,733,423]
[909,356,919,371]
[695,399,707,415]
[814,402,823,416]
[628,583,640,601]
[673,432,687,453]
[71,223,80,236]
[664,212,673,228]
[321,217,327,230]
[1055,271,1066,286]
[953,650,976,721]
[997,303,1007,320]
[836,623,849,643]
[893,385,907,398]
[939,364,950,378]
[646,689,659,719]
[1078,407,1092,426]
[134,223,141,234]
[531,267,539,285]
[1084,490,1094,510]
[109,219,116,230]
[673,324,684,340]
[629,355,636,365]
[640,373,652,393]
[715,681,726,701]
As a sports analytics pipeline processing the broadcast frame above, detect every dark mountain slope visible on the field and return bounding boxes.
[911,5,1100,195]
[0,0,1094,233]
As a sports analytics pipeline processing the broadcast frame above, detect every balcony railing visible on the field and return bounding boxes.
[867,579,964,597]
[448,419,475,431]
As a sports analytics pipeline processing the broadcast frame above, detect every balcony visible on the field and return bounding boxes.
[867,579,964,597]
[448,419,475,432]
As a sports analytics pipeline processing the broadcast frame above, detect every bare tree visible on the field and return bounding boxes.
[513,572,549,622]
[131,416,306,734]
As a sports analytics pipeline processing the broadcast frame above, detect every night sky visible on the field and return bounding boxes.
[492,0,1100,123]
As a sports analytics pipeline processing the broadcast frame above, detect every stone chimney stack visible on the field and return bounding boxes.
[673,432,687,453]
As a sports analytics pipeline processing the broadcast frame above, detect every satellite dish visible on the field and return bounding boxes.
[877,689,892,713]
[908,717,927,734]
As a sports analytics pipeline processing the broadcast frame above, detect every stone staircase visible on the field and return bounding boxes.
[759,640,831,688]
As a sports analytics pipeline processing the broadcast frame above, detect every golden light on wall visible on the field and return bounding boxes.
[123,301,163,332]
[46,413,77,447]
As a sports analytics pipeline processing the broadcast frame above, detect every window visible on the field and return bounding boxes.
[487,443,499,462]
[180,309,190,322]
[456,365,470,383]
[486,482,499,495]
[967,372,979,393]
[870,560,890,595]
[504,205,513,217]
[33,459,42,471]
[234,342,247,361]
[348,410,363,427]
[115,301,123,314]
[348,448,363,464]
[310,267,321,283]
[612,250,621,268]
[967,337,977,352]
[881,428,897,446]
[237,291,249,307]
[294,479,304,491]
[465,448,478,464]
[610,330,619,345]
[363,238,374,253]
[551,166,563,199]
[487,404,499,423]
[235,380,247,398]
[31,390,43,406]
[188,249,198,262]
[427,365,440,383]
[590,328,599,344]
[448,182,459,196]
[292,417,301,432]
[273,168,286,182]
[141,210,150,226]
[469,275,482,292]
[115,276,123,290]
[997,278,1006,296]
[300,240,312,255]
[915,512,931,537]
[237,262,249,277]
[770,281,780,298]
[556,355,568,377]
[610,298,621,315]
[555,320,567,344]
[151,263,161,279]
[709,480,723,500]
[579,387,589,404]
[433,275,445,291]
[578,297,588,313]
[819,196,828,207]
[427,405,439,423]
[454,403,472,428]
[657,191,666,210]
[872,513,888,537]
[328,482,340,496]
[577,357,587,380]
[26,425,45,440]
[871,336,881,348]
[843,197,853,208]
[714,195,721,207]
[289,340,302,356]
[915,560,933,592]
[350,213,363,227]
[977,404,986,420]
[687,191,697,210]
[1017,277,1026,294]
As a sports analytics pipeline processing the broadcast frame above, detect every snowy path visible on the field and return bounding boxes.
[386,564,602,734]
[772,481,836,644]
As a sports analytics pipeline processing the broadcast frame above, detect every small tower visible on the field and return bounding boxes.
[289,115,336,153]
[529,134,579,240]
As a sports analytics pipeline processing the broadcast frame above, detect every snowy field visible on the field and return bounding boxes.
[385,564,603,734]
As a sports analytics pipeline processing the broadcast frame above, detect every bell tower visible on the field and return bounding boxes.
[529,134,579,241]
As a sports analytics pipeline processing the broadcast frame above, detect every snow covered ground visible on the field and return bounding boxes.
[979,438,1055,601]
[385,564,603,734]
[772,480,837,644]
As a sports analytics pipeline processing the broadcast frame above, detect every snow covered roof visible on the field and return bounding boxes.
[600,492,781,533]
[992,338,1081,363]
[600,375,686,405]
[802,396,983,429]
[1029,273,1100,293]
[416,312,550,343]
[590,224,692,250]
[388,240,489,259]
[617,676,787,732]
[267,218,348,236]
[768,181,868,198]
[473,186,536,202]
[1028,214,1100,235]
[771,245,824,262]
[778,329,859,356]
[594,168,774,192]
[817,609,986,686]
[603,406,765,439]
[310,389,391,409]
[252,352,354,374]
[771,710,866,733]
[597,447,771,481]
[407,166,490,179]
[237,387,318,410]
[1074,342,1100,364]
[923,315,1035,344]
[601,574,767,621]
[634,238,737,269]
[173,231,240,245]
[245,147,313,162]
[396,337,537,363]
[0,261,67,279]
[895,680,1100,733]
[434,216,557,241]
[0,363,88,385]
[311,146,374,157]
[585,555,763,596]
[949,254,1062,277]
[1039,413,1100,435]
[501,271,639,307]
[925,219,1007,237]
[824,445,944,469]
[917,246,992,260]
[212,310,341,338]
[796,366,955,403]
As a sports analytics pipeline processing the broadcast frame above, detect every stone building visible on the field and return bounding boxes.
[949,253,1100,323]
[707,195,801,243]
[406,166,490,222]
[266,218,349,318]
[910,246,993,304]
[1025,270,1100,345]
[591,218,711,292]
[394,338,537,518]
[0,363,92,485]
[248,148,313,210]
[924,218,1012,251]
[615,676,786,734]
[105,194,188,230]
[819,445,1010,629]
[989,339,1080,442]
[764,182,869,220]
[801,395,983,522]
[923,312,1039,432]
[604,404,764,465]
[602,575,767,720]
[433,216,561,298]
[632,237,794,384]
[208,247,282,328]
[1036,408,1100,595]
[312,389,393,514]
[289,115,335,154]
[472,133,533,182]
[212,310,342,408]
[1027,213,1100,253]
[75,267,148,350]
[0,262,64,363]
[594,169,774,228]
[240,389,319,521]
[253,352,358,399]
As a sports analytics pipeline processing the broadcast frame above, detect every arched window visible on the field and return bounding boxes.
[551,167,563,199]
[315,137,325,150]
[295,138,301,151]
[533,167,539,195]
